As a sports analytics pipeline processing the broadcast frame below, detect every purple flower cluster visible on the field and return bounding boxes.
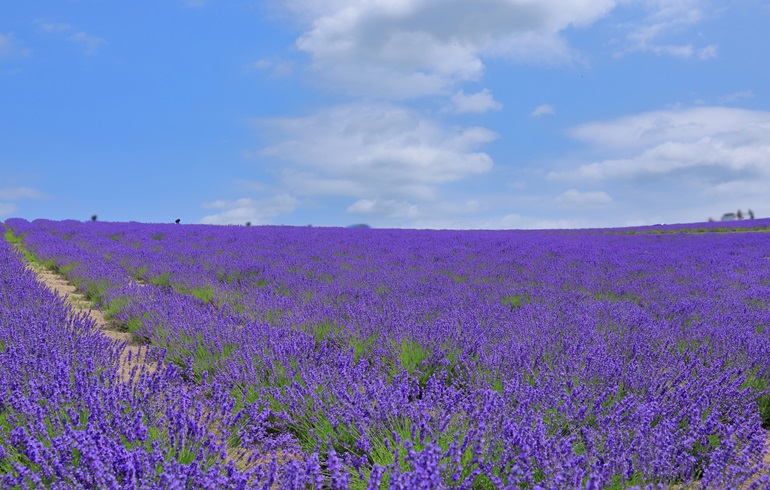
[3,218,770,488]
[0,228,323,488]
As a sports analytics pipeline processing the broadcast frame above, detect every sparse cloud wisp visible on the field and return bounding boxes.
[0,187,45,218]
[531,104,555,117]
[0,32,31,59]
[35,20,105,55]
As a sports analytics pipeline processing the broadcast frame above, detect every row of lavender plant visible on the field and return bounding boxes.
[4,218,770,488]
[0,226,332,488]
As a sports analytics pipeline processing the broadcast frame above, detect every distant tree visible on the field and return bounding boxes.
[245,221,251,227]
[175,219,181,224]
[748,209,755,219]
[91,215,97,222]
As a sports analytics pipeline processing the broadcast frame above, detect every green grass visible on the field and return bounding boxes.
[609,225,770,235]
[394,338,431,379]
[3,227,37,263]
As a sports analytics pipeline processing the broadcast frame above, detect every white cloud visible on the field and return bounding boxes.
[450,89,502,114]
[531,103,555,117]
[0,187,45,200]
[200,194,298,225]
[0,203,18,217]
[69,32,106,55]
[259,102,496,200]
[286,0,617,98]
[556,189,612,205]
[550,107,770,188]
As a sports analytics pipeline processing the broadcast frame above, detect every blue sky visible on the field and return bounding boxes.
[2,0,769,229]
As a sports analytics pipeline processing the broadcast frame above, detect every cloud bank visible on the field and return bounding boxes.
[259,103,497,201]
[551,106,770,201]
[287,0,618,98]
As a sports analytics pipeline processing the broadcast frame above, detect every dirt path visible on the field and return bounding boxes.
[31,264,155,382]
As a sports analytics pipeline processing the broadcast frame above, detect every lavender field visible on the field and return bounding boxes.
[2,218,770,489]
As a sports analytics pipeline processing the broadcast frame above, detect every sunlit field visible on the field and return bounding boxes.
[2,218,769,489]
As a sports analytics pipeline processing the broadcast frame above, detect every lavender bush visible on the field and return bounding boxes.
[3,218,770,488]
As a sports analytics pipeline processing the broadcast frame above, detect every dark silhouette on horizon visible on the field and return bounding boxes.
[91,215,97,222]
[175,219,181,224]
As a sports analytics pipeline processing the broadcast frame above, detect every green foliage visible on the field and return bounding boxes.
[3,228,37,264]
[395,338,431,378]
[501,294,527,310]
[438,269,467,284]
[603,472,647,489]
[131,266,147,280]
[102,295,131,320]
[758,394,770,428]
[160,332,238,383]
[349,414,484,489]
[78,279,111,305]
[594,292,624,302]
[349,332,378,363]
[308,321,341,347]
[41,258,57,270]
[149,273,171,287]
[126,312,151,334]
[3,227,25,247]
[174,284,217,304]
[741,372,770,427]
[59,263,78,275]
[200,269,255,291]
[610,225,770,235]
